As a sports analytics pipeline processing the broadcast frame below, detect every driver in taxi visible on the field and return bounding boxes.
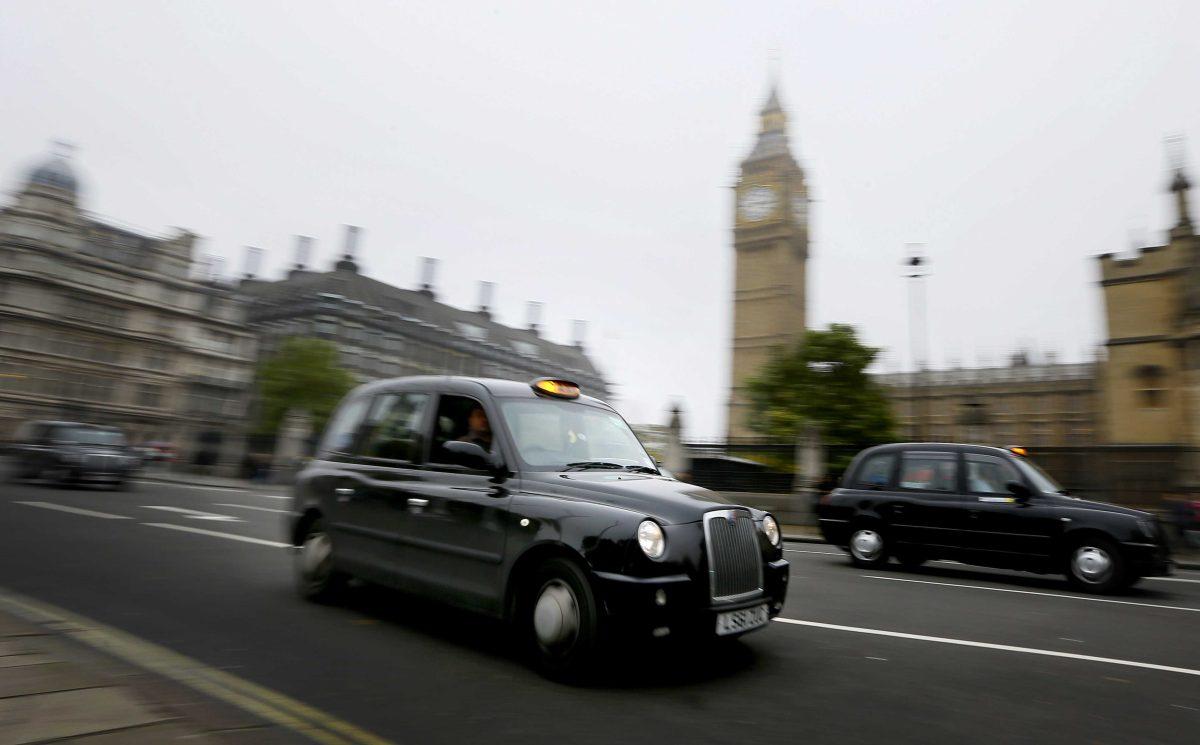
[457,405,493,451]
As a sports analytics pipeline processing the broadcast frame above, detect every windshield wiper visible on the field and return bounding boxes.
[623,465,659,474]
[565,461,626,471]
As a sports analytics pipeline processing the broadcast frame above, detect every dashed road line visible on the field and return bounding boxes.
[142,523,290,548]
[861,574,1200,613]
[141,506,241,522]
[214,503,290,515]
[773,617,1200,677]
[14,501,131,520]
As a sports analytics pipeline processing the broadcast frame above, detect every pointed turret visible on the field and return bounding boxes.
[744,85,793,163]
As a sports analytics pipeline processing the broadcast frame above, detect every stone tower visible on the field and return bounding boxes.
[726,84,810,439]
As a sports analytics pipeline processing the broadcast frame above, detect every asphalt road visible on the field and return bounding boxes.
[2,478,1198,745]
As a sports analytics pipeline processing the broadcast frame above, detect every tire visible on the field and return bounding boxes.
[295,517,347,603]
[523,557,604,681]
[1064,536,1127,594]
[848,524,890,568]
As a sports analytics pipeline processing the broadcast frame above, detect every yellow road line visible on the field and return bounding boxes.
[0,588,395,745]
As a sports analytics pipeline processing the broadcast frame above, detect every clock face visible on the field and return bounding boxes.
[738,185,777,222]
[791,194,808,224]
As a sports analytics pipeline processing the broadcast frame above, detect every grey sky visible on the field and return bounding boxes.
[2,1,1197,438]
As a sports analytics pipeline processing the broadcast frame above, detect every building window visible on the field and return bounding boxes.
[1133,364,1167,408]
[138,384,163,408]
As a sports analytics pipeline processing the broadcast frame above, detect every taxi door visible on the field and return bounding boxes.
[955,452,1062,567]
[890,449,964,555]
[396,392,511,614]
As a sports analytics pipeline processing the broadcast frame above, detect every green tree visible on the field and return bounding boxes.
[745,323,896,472]
[255,337,356,437]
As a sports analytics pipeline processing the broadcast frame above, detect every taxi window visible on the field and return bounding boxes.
[964,454,1021,495]
[358,393,429,463]
[319,396,370,455]
[853,453,895,489]
[899,451,958,492]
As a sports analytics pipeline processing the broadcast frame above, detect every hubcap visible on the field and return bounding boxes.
[850,529,883,562]
[1072,546,1113,584]
[533,579,580,648]
[300,531,332,580]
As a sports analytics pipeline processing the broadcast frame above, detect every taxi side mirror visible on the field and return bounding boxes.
[1006,481,1031,501]
[443,441,506,478]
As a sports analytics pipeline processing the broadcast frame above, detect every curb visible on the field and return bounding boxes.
[782,534,1200,570]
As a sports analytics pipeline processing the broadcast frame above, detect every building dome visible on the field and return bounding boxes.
[27,147,79,194]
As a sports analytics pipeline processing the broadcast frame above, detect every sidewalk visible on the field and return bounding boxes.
[780,524,1200,569]
[0,606,299,744]
[134,468,276,492]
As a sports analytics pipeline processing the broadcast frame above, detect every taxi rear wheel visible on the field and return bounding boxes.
[295,518,347,602]
[523,558,603,681]
[848,525,889,568]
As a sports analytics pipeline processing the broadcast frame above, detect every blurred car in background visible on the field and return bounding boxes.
[136,441,177,464]
[4,420,140,489]
[817,443,1173,593]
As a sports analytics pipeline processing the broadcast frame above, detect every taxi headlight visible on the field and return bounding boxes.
[637,520,666,560]
[762,514,781,547]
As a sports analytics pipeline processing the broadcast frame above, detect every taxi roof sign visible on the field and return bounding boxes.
[1009,446,1028,457]
[531,378,580,399]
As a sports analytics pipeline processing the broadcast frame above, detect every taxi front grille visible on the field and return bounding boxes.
[704,510,763,602]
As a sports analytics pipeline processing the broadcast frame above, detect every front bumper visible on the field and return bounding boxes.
[1121,541,1173,577]
[593,558,790,640]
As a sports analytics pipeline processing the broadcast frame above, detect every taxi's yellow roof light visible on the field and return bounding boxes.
[532,378,580,399]
[1009,446,1028,457]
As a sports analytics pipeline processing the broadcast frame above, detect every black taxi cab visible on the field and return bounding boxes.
[288,376,788,677]
[817,443,1173,593]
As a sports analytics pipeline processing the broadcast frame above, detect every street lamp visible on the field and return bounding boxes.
[903,244,930,441]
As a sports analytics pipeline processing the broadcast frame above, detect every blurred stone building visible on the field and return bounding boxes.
[1097,167,1196,448]
[727,83,810,439]
[0,148,256,472]
[876,354,1100,447]
[237,231,609,400]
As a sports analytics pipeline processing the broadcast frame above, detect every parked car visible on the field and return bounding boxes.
[136,441,177,464]
[289,376,789,678]
[816,443,1173,593]
[5,421,140,489]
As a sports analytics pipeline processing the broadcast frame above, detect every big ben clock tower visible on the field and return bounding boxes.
[727,84,809,439]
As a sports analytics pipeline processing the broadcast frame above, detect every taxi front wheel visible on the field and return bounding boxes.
[523,558,604,681]
[1064,536,1128,594]
[295,518,347,603]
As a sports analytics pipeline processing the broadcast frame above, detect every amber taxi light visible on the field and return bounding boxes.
[1009,446,1028,457]
[531,378,580,399]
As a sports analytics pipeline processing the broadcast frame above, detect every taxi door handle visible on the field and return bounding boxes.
[407,498,429,508]
[335,487,355,503]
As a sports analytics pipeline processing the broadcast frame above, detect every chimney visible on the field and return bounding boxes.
[335,225,361,272]
[526,301,543,335]
[289,236,313,279]
[572,320,587,348]
[419,257,438,298]
[477,281,495,319]
[241,246,263,279]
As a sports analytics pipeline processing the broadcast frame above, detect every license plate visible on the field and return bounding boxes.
[715,603,769,636]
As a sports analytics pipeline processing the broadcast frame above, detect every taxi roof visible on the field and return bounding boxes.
[351,375,613,409]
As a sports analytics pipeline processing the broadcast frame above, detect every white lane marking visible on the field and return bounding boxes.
[141,506,241,522]
[1147,576,1200,584]
[784,548,841,556]
[862,574,1200,614]
[773,618,1200,677]
[142,523,290,548]
[14,501,131,520]
[132,480,246,493]
[213,503,289,515]
[252,494,291,501]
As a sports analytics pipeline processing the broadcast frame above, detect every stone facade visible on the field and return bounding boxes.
[876,358,1100,447]
[1097,168,1197,448]
[237,238,609,402]
[727,86,810,439]
[0,149,257,473]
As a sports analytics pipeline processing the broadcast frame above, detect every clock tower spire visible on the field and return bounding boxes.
[726,81,810,439]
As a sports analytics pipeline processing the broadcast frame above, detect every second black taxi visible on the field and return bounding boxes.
[817,443,1172,593]
[288,376,788,678]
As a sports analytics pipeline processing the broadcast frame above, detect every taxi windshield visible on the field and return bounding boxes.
[65,428,126,447]
[499,398,655,472]
[1014,456,1064,494]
